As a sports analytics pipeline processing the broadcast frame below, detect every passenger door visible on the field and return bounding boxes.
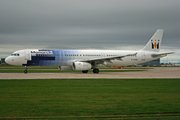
[25,49,31,60]
[141,52,146,61]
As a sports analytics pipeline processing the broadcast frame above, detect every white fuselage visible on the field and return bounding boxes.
[5,49,161,67]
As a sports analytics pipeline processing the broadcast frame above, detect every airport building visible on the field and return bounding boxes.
[137,59,160,66]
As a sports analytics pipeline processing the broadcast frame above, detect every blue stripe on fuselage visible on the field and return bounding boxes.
[27,50,80,66]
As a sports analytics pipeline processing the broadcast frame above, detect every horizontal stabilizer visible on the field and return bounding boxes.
[151,52,175,58]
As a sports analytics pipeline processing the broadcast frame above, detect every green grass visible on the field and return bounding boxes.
[0,79,180,119]
[0,65,58,69]
[97,66,153,69]
[0,69,145,73]
[0,65,152,70]
[0,65,147,73]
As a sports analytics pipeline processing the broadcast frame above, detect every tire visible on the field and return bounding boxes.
[93,68,99,74]
[24,70,27,74]
[82,70,88,73]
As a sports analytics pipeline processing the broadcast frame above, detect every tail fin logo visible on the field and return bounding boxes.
[151,40,159,49]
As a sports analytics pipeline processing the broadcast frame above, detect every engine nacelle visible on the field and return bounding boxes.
[72,62,91,70]
[58,66,73,70]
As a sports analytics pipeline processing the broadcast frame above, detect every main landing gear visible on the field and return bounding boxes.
[93,68,99,74]
[82,68,99,74]
[82,70,88,73]
[24,66,28,74]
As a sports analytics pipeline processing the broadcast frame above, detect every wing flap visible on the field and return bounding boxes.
[80,52,138,63]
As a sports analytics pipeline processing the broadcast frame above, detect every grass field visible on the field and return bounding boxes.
[0,64,152,69]
[0,65,147,73]
[0,69,146,73]
[0,79,180,119]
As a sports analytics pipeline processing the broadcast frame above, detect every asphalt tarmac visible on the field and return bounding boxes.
[0,67,180,79]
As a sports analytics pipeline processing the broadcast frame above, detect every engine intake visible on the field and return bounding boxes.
[73,62,91,70]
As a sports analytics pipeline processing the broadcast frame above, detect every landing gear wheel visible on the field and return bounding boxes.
[24,70,27,74]
[24,65,28,74]
[82,70,88,73]
[93,68,99,74]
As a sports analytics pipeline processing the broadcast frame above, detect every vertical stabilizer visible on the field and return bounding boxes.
[142,29,164,52]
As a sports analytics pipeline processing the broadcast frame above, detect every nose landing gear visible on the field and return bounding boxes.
[24,66,28,74]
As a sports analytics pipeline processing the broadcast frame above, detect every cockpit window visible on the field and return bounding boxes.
[11,53,20,56]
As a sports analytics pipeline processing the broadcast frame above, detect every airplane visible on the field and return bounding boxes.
[5,29,174,74]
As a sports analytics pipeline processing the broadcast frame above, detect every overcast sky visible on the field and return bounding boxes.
[0,0,180,63]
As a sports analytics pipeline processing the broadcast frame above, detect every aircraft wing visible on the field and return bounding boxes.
[151,52,175,58]
[79,52,138,64]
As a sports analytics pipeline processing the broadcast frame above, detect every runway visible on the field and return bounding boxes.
[0,67,180,79]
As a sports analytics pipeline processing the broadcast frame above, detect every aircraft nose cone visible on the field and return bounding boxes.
[5,57,11,65]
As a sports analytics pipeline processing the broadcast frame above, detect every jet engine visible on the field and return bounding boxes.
[72,62,91,70]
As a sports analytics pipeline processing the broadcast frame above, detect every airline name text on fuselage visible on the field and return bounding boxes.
[31,51,53,55]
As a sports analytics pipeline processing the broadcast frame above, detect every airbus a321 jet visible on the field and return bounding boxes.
[5,29,174,74]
